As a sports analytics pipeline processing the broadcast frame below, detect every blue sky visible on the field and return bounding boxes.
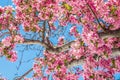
[0,0,38,79]
[0,0,120,80]
[0,0,76,79]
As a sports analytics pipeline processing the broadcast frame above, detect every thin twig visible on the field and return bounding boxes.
[0,32,10,38]
[86,3,106,31]
[17,68,33,80]
[42,21,46,42]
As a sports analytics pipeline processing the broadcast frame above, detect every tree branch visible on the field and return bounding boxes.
[98,29,120,39]
[17,68,33,80]
[21,29,120,53]
[20,39,49,49]
[67,57,85,69]
[111,48,120,57]
[42,21,46,42]
[20,39,75,54]
[44,28,120,53]
[0,32,10,38]
[47,40,75,54]
[16,30,120,78]
[86,3,105,31]
[67,48,120,68]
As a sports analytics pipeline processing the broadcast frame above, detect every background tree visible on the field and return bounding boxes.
[0,0,120,80]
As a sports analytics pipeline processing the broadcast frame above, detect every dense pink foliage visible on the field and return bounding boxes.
[0,0,120,80]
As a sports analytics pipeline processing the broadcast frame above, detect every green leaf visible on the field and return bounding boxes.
[57,65,61,70]
[80,56,85,59]
[24,0,28,4]
[72,55,75,59]
[93,54,98,60]
[50,13,53,19]
[51,58,55,63]
[28,7,32,12]
[31,27,36,32]
[110,5,117,15]
[90,75,94,78]
[97,25,101,30]
[0,24,2,30]
[25,26,30,31]
[6,10,9,14]
[95,42,98,47]
[12,9,15,12]
[103,38,108,42]
[90,40,94,43]
[80,41,84,46]
[76,30,79,33]
[79,18,82,22]
[62,2,72,11]
[0,12,2,15]
[7,55,11,58]
[64,59,68,65]
[104,52,108,58]
[111,59,116,68]
[3,49,8,55]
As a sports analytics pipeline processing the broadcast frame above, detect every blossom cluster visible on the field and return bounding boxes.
[0,34,24,62]
[33,51,80,80]
[31,0,120,79]
[0,0,119,80]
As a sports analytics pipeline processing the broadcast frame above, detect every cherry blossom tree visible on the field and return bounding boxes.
[0,0,120,80]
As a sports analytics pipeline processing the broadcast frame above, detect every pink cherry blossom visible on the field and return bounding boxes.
[0,0,120,80]
[2,36,12,47]
[8,51,17,62]
[58,36,64,45]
